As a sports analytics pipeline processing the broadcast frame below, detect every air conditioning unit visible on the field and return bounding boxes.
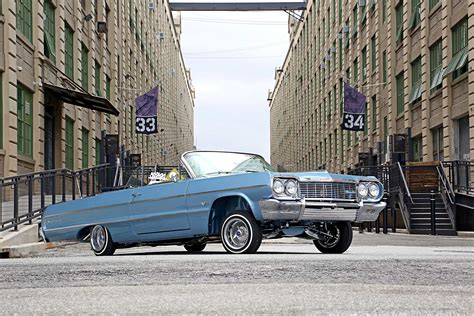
[342,25,349,33]
[97,21,107,33]
[331,46,337,53]
[149,2,156,11]
[337,33,343,39]
[358,0,366,6]
[158,32,165,40]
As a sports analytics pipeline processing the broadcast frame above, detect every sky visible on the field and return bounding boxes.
[178,2,291,161]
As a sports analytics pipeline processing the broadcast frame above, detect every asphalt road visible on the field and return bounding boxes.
[1,233,473,314]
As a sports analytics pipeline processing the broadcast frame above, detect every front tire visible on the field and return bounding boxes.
[220,211,262,254]
[90,225,116,256]
[313,222,353,254]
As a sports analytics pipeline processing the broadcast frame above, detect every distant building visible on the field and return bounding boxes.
[269,0,473,172]
[0,0,195,178]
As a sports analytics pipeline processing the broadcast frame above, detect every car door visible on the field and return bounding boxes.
[129,180,190,237]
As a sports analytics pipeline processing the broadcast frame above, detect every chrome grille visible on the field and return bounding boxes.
[299,182,357,201]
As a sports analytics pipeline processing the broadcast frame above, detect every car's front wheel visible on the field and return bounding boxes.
[220,211,262,254]
[90,225,116,256]
[313,221,353,254]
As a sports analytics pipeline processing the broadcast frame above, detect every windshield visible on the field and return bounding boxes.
[182,151,275,177]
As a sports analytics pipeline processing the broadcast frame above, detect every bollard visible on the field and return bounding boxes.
[375,214,380,233]
[392,204,397,233]
[383,205,388,234]
[430,190,436,235]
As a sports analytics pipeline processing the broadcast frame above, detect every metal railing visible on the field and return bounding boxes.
[388,163,414,231]
[436,163,456,228]
[442,161,473,195]
[348,165,391,192]
[1,164,111,232]
[1,164,189,233]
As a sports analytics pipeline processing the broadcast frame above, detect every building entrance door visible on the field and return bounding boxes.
[44,106,55,171]
[456,116,470,190]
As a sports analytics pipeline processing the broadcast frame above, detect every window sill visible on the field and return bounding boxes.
[18,154,35,165]
[428,3,442,18]
[395,42,403,51]
[16,33,35,51]
[411,100,422,109]
[451,72,468,86]
[409,24,421,35]
[429,89,442,99]
[0,148,5,156]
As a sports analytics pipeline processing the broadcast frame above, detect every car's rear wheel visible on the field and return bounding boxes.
[313,221,353,254]
[90,225,116,256]
[220,211,262,254]
[184,243,207,253]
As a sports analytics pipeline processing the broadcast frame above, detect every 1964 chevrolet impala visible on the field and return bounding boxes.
[42,151,386,255]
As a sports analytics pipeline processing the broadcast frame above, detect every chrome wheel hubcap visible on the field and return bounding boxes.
[224,218,250,250]
[318,225,340,248]
[91,226,106,252]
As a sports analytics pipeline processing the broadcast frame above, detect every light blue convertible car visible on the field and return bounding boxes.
[42,151,386,255]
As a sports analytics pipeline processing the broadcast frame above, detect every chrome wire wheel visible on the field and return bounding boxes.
[223,217,251,251]
[91,225,106,252]
[317,224,341,248]
[90,225,116,256]
[220,212,262,254]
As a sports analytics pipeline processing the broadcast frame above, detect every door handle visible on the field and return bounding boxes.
[132,193,142,198]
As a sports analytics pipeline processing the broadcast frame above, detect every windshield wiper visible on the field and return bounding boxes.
[203,171,233,176]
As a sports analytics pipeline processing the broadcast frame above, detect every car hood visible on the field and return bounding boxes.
[270,170,379,183]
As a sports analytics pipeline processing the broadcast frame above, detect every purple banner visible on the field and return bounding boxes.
[343,82,366,114]
[136,86,158,117]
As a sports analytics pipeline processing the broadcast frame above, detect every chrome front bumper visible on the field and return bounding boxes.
[259,199,386,223]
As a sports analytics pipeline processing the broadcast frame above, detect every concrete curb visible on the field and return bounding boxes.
[1,242,56,258]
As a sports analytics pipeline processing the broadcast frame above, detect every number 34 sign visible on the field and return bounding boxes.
[136,116,158,134]
[342,113,365,131]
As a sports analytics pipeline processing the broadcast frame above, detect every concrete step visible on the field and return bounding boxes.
[410,229,457,236]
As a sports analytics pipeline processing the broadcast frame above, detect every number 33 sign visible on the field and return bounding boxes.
[136,116,158,134]
[342,113,365,131]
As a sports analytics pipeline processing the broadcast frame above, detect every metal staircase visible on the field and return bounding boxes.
[409,192,456,235]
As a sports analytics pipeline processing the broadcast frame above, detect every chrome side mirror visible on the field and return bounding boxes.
[169,172,178,182]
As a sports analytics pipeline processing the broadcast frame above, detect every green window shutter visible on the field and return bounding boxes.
[371,36,376,72]
[130,106,134,140]
[82,128,89,169]
[347,131,351,146]
[383,117,388,154]
[339,79,343,113]
[382,0,387,22]
[105,76,111,100]
[396,72,405,115]
[81,43,89,91]
[382,51,387,85]
[352,6,358,38]
[370,0,376,12]
[361,4,367,26]
[429,0,439,11]
[339,37,343,71]
[95,138,101,166]
[332,0,335,24]
[430,41,443,91]
[395,4,403,45]
[17,84,33,157]
[364,102,368,135]
[362,47,367,81]
[64,23,74,79]
[95,60,101,96]
[65,117,74,169]
[17,0,33,42]
[43,0,56,63]
[353,57,358,83]
[409,0,421,30]
[340,127,344,162]
[447,19,468,79]
[409,57,422,103]
[372,95,377,131]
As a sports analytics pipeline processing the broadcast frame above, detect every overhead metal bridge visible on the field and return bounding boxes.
[169,2,307,11]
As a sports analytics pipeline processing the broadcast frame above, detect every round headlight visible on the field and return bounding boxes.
[285,180,298,195]
[368,183,380,198]
[357,183,369,198]
[273,180,285,194]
